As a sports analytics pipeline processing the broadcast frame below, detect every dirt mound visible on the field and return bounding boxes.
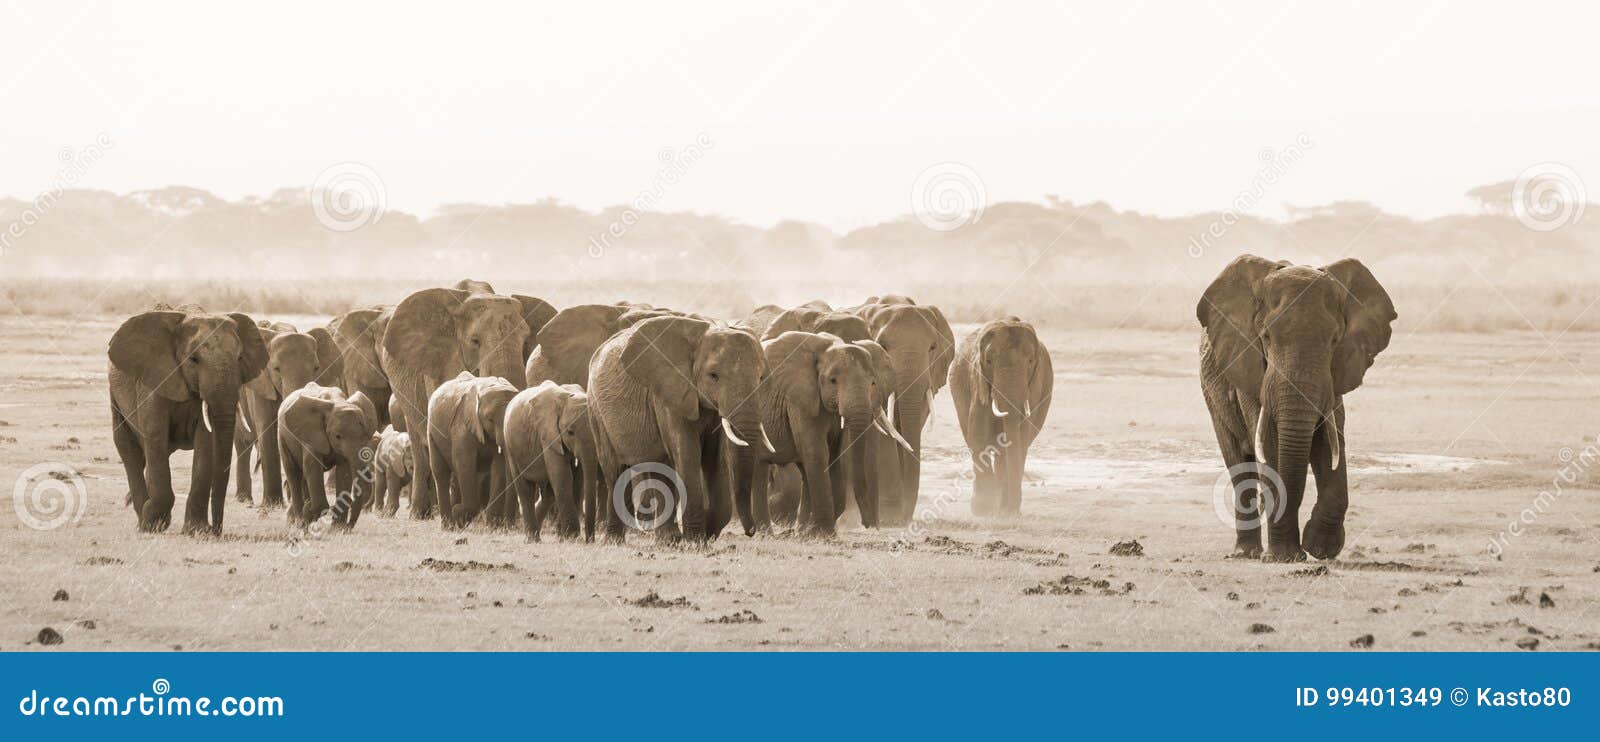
[1109,539,1144,557]
[707,609,762,624]
[1024,574,1133,596]
[630,591,694,609]
[416,558,517,572]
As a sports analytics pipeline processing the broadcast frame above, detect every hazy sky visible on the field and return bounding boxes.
[4,0,1597,230]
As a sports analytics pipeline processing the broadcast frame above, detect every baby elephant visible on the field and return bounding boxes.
[950,317,1053,516]
[276,383,379,528]
[372,427,413,516]
[503,381,602,542]
[427,372,520,530]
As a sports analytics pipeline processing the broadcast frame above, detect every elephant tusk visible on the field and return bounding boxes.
[1327,418,1341,471]
[720,418,750,447]
[886,393,896,423]
[840,415,846,429]
[758,423,777,454]
[202,401,215,433]
[1024,399,1032,417]
[239,411,252,434]
[991,398,1008,418]
[1254,408,1266,461]
[925,388,936,426]
[876,412,916,455]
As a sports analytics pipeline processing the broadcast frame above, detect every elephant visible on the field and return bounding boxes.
[1198,255,1395,561]
[425,372,520,529]
[741,304,786,338]
[372,427,413,516]
[525,303,633,387]
[950,317,1054,516]
[109,309,268,534]
[846,298,955,525]
[454,279,496,294]
[747,332,908,535]
[276,383,379,528]
[380,287,554,525]
[759,306,870,343]
[587,315,768,543]
[233,321,339,508]
[327,306,394,430]
[503,381,602,541]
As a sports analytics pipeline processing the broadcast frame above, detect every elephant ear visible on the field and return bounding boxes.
[244,325,283,399]
[621,316,710,421]
[1323,258,1396,395]
[761,307,811,341]
[109,311,191,402]
[541,386,574,456]
[385,288,471,387]
[454,279,495,294]
[539,304,629,384]
[306,326,344,388]
[763,332,835,417]
[850,339,895,404]
[924,306,955,390]
[1197,254,1283,397]
[1028,327,1053,410]
[512,294,559,361]
[228,313,269,385]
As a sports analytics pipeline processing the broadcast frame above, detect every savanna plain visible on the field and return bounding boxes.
[3,282,1598,651]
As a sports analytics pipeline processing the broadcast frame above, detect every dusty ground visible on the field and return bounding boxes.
[2,315,1597,651]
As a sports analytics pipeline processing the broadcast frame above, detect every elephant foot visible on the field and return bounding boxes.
[181,519,213,537]
[1262,544,1307,563]
[1302,521,1345,561]
[234,494,253,505]
[602,531,627,546]
[1230,532,1263,559]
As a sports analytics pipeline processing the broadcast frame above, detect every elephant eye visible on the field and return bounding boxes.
[188,354,200,364]
[709,371,720,382]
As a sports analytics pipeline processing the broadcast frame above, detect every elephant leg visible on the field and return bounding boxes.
[372,468,388,517]
[870,432,903,525]
[827,445,848,527]
[593,435,627,545]
[741,461,770,535]
[581,467,599,543]
[1303,409,1348,561]
[410,420,436,520]
[430,443,455,530]
[768,465,800,529]
[798,439,835,537]
[112,410,148,522]
[233,414,254,504]
[183,421,215,534]
[706,442,736,539]
[139,433,176,533]
[280,449,305,526]
[304,461,330,527]
[663,431,707,541]
[896,446,921,525]
[258,412,285,508]
[1258,417,1306,562]
[450,446,480,529]
[513,473,541,542]
[549,460,581,541]
[385,473,405,517]
[1205,389,1263,559]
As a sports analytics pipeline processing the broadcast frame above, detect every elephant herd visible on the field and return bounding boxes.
[106,255,1396,562]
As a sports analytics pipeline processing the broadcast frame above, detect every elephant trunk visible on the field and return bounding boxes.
[994,368,1029,513]
[1269,380,1320,532]
[889,381,927,525]
[200,376,241,529]
[482,347,528,390]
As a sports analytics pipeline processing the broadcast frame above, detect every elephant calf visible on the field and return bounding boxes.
[372,427,413,517]
[426,372,520,529]
[503,381,602,542]
[234,320,337,509]
[276,383,379,529]
[950,317,1053,516]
